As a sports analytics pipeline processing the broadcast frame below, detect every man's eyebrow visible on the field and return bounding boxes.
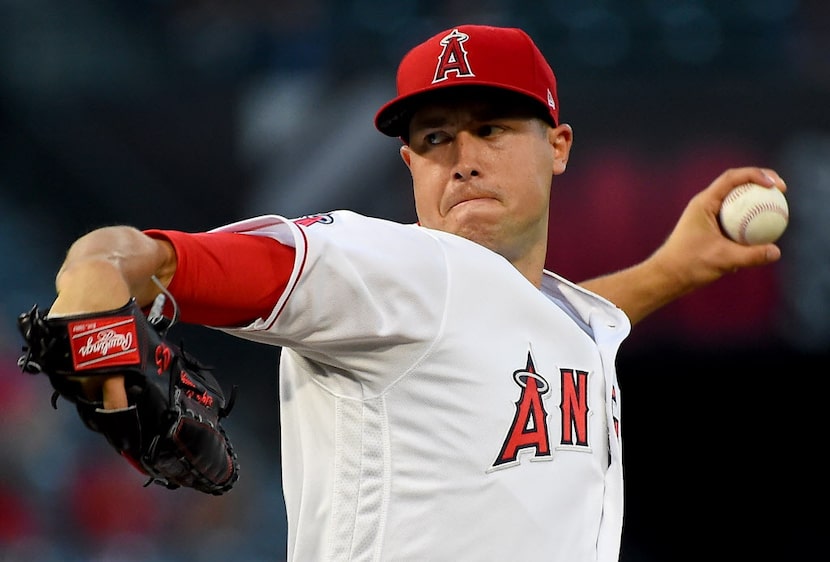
[411,107,506,129]
[410,114,449,130]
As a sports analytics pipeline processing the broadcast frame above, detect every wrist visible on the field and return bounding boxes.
[644,250,695,302]
[52,259,131,315]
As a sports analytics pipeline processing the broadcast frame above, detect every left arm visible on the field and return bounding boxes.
[581,167,786,325]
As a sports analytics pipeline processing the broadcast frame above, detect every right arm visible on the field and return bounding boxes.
[580,167,786,325]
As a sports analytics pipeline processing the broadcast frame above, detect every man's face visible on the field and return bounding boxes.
[400,94,571,269]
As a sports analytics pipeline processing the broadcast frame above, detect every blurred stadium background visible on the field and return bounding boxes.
[1,1,827,560]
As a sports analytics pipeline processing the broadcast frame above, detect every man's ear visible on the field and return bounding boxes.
[549,123,573,176]
[400,144,413,168]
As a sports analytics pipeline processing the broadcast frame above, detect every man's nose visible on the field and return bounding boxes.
[452,132,481,181]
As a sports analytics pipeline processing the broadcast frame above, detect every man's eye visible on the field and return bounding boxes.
[478,124,504,137]
[425,131,449,145]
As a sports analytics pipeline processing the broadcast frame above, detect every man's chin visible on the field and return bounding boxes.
[446,221,501,252]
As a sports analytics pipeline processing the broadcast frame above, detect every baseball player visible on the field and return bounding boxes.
[36,24,785,561]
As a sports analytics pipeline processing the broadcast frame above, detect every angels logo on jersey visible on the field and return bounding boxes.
[492,350,591,469]
[433,28,475,83]
[293,213,334,227]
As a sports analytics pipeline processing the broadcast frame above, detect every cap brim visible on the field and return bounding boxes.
[374,88,442,138]
[375,83,556,139]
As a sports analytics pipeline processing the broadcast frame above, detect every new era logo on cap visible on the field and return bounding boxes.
[375,25,560,137]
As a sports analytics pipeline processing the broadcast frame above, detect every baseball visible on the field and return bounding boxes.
[718,182,789,245]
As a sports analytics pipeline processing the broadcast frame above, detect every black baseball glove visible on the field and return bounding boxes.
[16,294,239,495]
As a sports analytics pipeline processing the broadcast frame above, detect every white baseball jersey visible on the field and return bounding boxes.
[214,210,631,561]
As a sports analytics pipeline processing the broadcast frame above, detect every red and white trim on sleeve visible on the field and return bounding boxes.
[143,229,296,327]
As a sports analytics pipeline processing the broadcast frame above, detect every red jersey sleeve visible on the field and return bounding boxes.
[143,229,296,327]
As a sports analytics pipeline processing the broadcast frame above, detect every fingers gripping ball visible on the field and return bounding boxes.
[16,297,240,495]
[718,183,789,245]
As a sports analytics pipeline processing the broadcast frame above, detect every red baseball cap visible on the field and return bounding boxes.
[374,25,559,138]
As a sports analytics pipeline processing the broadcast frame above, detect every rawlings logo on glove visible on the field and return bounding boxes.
[69,316,141,369]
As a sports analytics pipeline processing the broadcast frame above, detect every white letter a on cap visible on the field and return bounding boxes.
[433,29,475,83]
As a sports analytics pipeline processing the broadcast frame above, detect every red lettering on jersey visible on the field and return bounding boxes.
[493,352,551,467]
[293,214,333,227]
[560,369,589,447]
[433,29,475,83]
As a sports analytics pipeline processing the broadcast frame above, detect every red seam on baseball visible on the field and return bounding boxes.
[738,201,788,243]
